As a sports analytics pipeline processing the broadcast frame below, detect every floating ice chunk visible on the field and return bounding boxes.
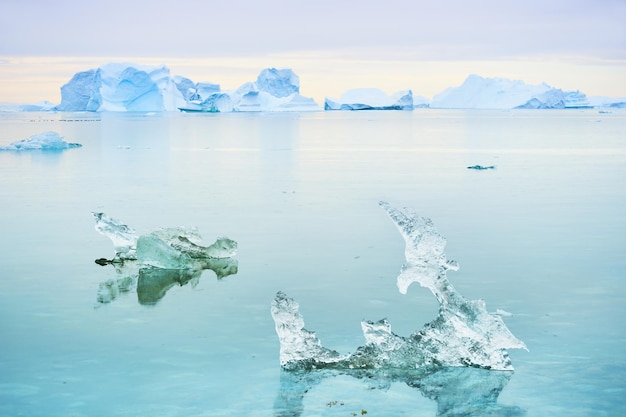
[0,131,81,151]
[468,164,495,170]
[136,228,237,269]
[92,213,237,267]
[271,202,526,373]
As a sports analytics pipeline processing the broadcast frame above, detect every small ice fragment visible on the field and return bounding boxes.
[467,165,496,170]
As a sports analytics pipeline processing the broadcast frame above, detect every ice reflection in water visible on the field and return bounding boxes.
[96,258,238,305]
[274,367,524,417]
[92,212,238,305]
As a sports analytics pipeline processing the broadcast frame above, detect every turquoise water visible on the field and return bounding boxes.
[0,110,625,416]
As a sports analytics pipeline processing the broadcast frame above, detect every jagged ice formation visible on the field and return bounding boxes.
[271,202,527,372]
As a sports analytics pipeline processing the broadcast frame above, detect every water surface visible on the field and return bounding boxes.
[0,109,625,416]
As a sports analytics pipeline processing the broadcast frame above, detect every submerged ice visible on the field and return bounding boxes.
[271,202,526,373]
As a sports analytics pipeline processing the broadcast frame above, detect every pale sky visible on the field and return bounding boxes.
[0,0,625,104]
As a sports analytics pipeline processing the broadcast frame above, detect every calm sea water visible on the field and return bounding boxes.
[0,109,625,416]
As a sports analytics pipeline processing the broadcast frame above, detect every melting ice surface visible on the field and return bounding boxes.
[92,213,238,305]
[271,202,527,415]
[0,131,81,151]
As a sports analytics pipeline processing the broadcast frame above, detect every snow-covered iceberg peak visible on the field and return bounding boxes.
[0,131,81,151]
[271,202,526,372]
[325,88,413,110]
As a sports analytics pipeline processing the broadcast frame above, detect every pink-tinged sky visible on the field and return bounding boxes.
[0,0,624,103]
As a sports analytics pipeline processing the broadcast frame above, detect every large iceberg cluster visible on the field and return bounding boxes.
[55,63,320,112]
[92,213,238,305]
[325,88,414,110]
[271,201,526,372]
[7,62,624,111]
[431,74,591,109]
[0,131,81,151]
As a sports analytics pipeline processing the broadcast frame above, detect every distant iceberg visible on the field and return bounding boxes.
[325,88,413,110]
[431,74,591,109]
[181,67,321,113]
[0,131,81,151]
[55,63,190,112]
[271,202,526,373]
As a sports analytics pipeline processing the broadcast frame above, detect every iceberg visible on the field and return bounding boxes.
[0,131,81,151]
[271,201,526,373]
[55,63,193,112]
[324,88,413,110]
[431,74,592,109]
[180,68,321,113]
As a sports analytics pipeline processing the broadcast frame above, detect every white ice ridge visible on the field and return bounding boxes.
[0,131,81,151]
[271,202,527,371]
[92,212,237,267]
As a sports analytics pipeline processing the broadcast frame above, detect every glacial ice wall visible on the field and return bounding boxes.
[271,202,526,372]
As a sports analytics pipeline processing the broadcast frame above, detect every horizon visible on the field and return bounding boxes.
[1,0,625,104]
